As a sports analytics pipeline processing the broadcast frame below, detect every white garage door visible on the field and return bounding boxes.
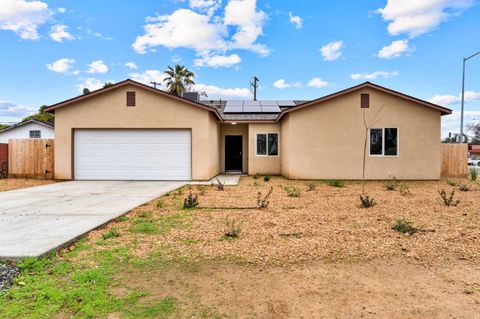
[74,129,191,180]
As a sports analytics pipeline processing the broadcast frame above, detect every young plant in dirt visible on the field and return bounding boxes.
[438,189,460,207]
[216,178,225,191]
[224,219,243,238]
[102,228,120,240]
[183,192,199,209]
[446,179,458,186]
[458,184,470,192]
[253,173,260,180]
[327,179,344,188]
[360,194,376,208]
[384,176,399,190]
[399,183,411,196]
[305,181,317,191]
[197,185,206,195]
[257,187,273,209]
[156,199,165,208]
[263,175,271,182]
[283,186,301,197]
[469,167,477,181]
[392,219,417,234]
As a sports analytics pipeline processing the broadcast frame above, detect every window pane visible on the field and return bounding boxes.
[370,129,382,155]
[268,133,278,156]
[256,134,267,155]
[384,128,398,156]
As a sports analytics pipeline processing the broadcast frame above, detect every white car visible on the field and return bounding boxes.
[468,158,480,166]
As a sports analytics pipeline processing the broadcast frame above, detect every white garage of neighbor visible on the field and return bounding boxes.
[73,129,191,181]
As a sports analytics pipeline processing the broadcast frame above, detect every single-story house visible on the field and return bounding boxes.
[0,119,54,143]
[45,79,451,181]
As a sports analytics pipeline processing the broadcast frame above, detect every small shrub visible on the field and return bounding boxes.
[216,177,225,191]
[438,189,460,207]
[305,181,317,191]
[263,175,271,182]
[327,179,344,188]
[224,219,243,238]
[156,199,165,208]
[197,185,206,195]
[283,186,301,197]
[102,228,120,240]
[360,194,376,208]
[469,167,478,181]
[392,219,417,234]
[183,192,199,209]
[384,176,399,190]
[253,173,260,179]
[446,179,458,186]
[257,186,273,209]
[458,184,470,192]
[399,183,411,196]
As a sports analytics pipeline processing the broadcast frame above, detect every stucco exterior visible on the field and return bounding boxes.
[280,87,442,180]
[53,84,220,180]
[49,80,448,181]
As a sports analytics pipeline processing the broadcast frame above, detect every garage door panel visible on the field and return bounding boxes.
[74,129,191,180]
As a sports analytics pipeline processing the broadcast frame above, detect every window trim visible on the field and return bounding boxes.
[29,130,41,138]
[255,132,280,157]
[368,127,399,157]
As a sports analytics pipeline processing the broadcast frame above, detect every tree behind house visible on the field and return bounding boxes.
[22,105,54,123]
[163,64,195,96]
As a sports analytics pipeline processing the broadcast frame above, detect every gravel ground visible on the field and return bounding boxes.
[0,262,20,292]
[0,179,54,192]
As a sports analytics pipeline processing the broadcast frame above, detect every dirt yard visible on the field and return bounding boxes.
[0,178,54,192]
[2,176,479,318]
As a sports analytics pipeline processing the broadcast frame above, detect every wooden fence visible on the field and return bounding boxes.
[441,143,468,177]
[8,139,54,179]
[0,143,7,178]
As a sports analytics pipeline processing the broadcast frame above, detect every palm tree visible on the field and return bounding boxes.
[163,64,195,96]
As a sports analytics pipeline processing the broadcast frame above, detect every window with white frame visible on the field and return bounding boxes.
[369,128,398,156]
[29,130,41,138]
[256,133,279,156]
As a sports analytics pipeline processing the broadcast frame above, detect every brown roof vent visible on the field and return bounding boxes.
[361,93,369,108]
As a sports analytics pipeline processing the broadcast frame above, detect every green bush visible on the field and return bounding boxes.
[469,167,477,181]
[183,192,199,209]
[327,179,344,188]
[392,219,417,234]
[263,175,271,182]
[360,194,376,208]
[283,186,301,197]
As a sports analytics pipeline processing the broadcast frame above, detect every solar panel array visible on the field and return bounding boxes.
[224,100,295,113]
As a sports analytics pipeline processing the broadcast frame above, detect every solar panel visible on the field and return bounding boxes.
[243,105,262,113]
[261,106,281,113]
[224,100,244,113]
[260,100,278,106]
[244,100,261,106]
[277,100,296,106]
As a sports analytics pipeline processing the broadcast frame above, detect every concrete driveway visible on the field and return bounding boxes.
[0,181,185,259]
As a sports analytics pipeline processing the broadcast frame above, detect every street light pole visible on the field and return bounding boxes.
[460,50,480,143]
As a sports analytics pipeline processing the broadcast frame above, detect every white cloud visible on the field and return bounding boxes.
[46,58,75,73]
[288,11,302,29]
[441,111,480,138]
[124,62,138,70]
[132,0,269,64]
[377,39,413,59]
[273,79,301,89]
[350,71,399,80]
[0,0,52,40]
[57,7,66,14]
[49,24,74,42]
[307,77,328,88]
[430,91,480,106]
[0,100,36,121]
[194,83,251,99]
[129,70,167,86]
[194,54,241,68]
[377,0,474,38]
[75,78,109,92]
[87,60,108,74]
[320,41,343,61]
[171,55,182,63]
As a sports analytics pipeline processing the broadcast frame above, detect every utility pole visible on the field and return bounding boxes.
[460,50,480,143]
[150,81,161,89]
[250,76,259,101]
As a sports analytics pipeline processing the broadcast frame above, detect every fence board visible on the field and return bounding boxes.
[8,139,54,179]
[441,143,468,178]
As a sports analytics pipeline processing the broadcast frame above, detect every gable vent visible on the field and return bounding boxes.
[126,91,136,107]
[360,93,369,108]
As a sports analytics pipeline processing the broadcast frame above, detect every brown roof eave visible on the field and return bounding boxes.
[44,79,223,121]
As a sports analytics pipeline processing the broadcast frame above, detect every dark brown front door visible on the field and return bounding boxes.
[225,136,242,172]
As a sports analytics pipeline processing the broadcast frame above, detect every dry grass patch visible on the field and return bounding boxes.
[0,178,54,192]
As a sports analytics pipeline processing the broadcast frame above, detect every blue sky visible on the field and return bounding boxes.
[1,0,479,137]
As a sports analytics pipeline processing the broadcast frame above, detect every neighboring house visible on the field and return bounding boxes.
[0,120,54,143]
[45,79,451,181]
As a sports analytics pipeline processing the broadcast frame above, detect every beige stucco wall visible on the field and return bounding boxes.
[219,123,248,173]
[248,123,281,175]
[54,84,220,180]
[280,87,442,180]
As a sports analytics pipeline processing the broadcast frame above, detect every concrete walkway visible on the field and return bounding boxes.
[190,174,241,186]
[0,181,185,259]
